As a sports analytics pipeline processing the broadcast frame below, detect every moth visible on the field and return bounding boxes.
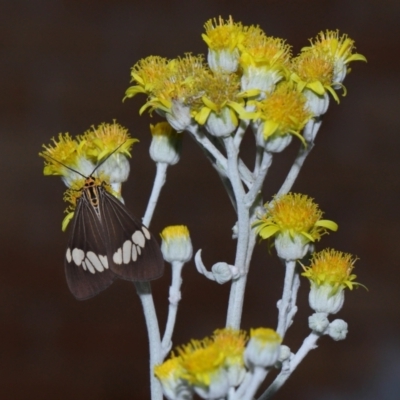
[47,146,164,300]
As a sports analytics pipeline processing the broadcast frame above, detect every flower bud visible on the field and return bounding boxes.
[149,122,182,165]
[308,312,330,333]
[244,328,282,369]
[161,225,193,263]
[328,319,348,341]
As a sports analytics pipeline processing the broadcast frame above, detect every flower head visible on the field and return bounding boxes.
[302,248,360,292]
[239,26,291,94]
[302,248,363,314]
[305,30,366,85]
[154,356,192,400]
[202,16,244,73]
[126,54,207,131]
[191,70,246,137]
[177,339,230,399]
[253,83,312,146]
[253,193,338,260]
[212,328,247,387]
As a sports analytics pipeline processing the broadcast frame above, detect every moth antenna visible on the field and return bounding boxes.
[42,154,87,178]
[90,141,127,177]
[43,141,127,179]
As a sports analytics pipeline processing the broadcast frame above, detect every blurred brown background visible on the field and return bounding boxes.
[1,0,399,399]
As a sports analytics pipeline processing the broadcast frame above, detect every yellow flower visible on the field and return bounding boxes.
[81,121,138,161]
[125,55,170,99]
[301,248,361,293]
[302,249,364,314]
[253,83,312,145]
[154,356,192,400]
[290,48,339,102]
[202,16,244,52]
[253,193,338,243]
[299,30,366,94]
[239,26,291,94]
[202,16,244,73]
[126,54,208,128]
[39,133,81,176]
[191,70,247,136]
[306,30,366,71]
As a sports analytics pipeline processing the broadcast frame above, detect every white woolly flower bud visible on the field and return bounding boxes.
[309,283,345,314]
[303,89,330,117]
[205,107,237,138]
[264,133,293,153]
[161,225,193,263]
[193,370,230,400]
[149,122,182,165]
[328,319,348,341]
[278,345,291,363]
[308,312,330,333]
[97,153,131,183]
[166,101,192,132]
[244,328,282,369]
[275,232,310,261]
[211,262,239,284]
[207,48,239,73]
[241,67,282,95]
[332,62,347,87]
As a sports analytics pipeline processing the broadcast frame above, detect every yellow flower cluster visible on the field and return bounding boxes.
[39,121,137,177]
[155,328,247,396]
[155,327,282,398]
[39,121,138,230]
[125,17,365,141]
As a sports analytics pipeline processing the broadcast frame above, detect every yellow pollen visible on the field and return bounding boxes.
[270,193,322,231]
[256,84,311,136]
[196,71,241,112]
[292,50,334,85]
[212,328,247,362]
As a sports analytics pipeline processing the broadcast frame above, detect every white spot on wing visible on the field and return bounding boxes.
[132,230,145,248]
[66,248,72,263]
[99,255,109,269]
[72,248,85,266]
[142,226,151,240]
[87,251,104,272]
[82,261,87,271]
[123,240,132,264]
[85,257,96,274]
[132,244,137,261]
[113,248,122,265]
[137,245,141,256]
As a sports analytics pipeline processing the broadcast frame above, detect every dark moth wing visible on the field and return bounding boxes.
[65,196,117,300]
[100,189,164,281]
